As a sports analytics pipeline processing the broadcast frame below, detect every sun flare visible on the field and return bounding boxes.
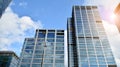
[110,13,116,20]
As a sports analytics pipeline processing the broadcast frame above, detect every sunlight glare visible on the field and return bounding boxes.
[110,13,116,20]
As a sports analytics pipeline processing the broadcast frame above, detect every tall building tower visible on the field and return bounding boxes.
[114,3,120,32]
[67,6,117,67]
[0,51,19,67]
[19,29,65,67]
[0,0,12,18]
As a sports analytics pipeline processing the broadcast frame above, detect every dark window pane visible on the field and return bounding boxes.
[38,33,46,38]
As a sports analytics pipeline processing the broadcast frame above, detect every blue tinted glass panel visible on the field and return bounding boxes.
[55,63,64,67]
[43,64,53,67]
[90,65,98,67]
[99,65,107,67]
[56,51,64,54]
[47,33,55,38]
[57,36,64,38]
[22,54,32,58]
[44,59,53,63]
[56,47,64,50]
[27,39,35,42]
[24,50,33,54]
[55,55,64,59]
[56,43,64,47]
[38,33,46,38]
[32,64,41,67]
[25,46,34,49]
[35,50,43,54]
[34,55,42,58]
[47,39,54,42]
[56,39,64,42]
[55,60,64,63]
[21,64,30,67]
[33,59,42,63]
[22,59,31,63]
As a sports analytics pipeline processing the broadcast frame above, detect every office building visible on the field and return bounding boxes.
[0,51,19,67]
[114,3,120,32]
[19,29,65,67]
[67,6,117,67]
[0,0,12,18]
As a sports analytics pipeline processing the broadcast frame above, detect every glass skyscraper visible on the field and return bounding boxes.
[0,0,12,18]
[19,29,65,67]
[67,6,117,67]
[0,51,19,67]
[114,3,120,32]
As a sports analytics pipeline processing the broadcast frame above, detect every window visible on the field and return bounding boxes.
[33,59,42,63]
[24,50,33,54]
[56,51,64,54]
[81,6,85,9]
[99,65,107,67]
[38,32,46,38]
[90,65,98,67]
[56,47,64,50]
[20,64,30,67]
[43,64,53,67]
[27,39,35,42]
[55,55,64,59]
[78,38,85,43]
[47,33,55,38]
[56,39,64,42]
[22,54,32,58]
[44,55,53,58]
[55,63,64,67]
[35,50,43,54]
[98,61,106,65]
[26,42,34,45]
[22,59,31,63]
[34,55,43,58]
[44,59,53,63]
[47,39,54,42]
[45,50,54,54]
[56,43,64,47]
[32,64,41,67]
[55,60,64,63]
[57,36,64,38]
[25,46,34,49]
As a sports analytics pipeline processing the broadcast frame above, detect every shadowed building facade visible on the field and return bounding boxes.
[114,3,120,32]
[67,6,117,67]
[19,29,65,67]
[0,51,19,67]
[0,0,12,18]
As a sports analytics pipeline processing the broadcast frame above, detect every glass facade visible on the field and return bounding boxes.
[0,51,19,67]
[67,6,117,67]
[0,0,12,18]
[19,29,65,67]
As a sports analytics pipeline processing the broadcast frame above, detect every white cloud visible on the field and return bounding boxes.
[0,7,42,55]
[19,2,28,7]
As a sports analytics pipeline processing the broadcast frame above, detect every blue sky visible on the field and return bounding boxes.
[11,0,86,29]
[0,0,120,66]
